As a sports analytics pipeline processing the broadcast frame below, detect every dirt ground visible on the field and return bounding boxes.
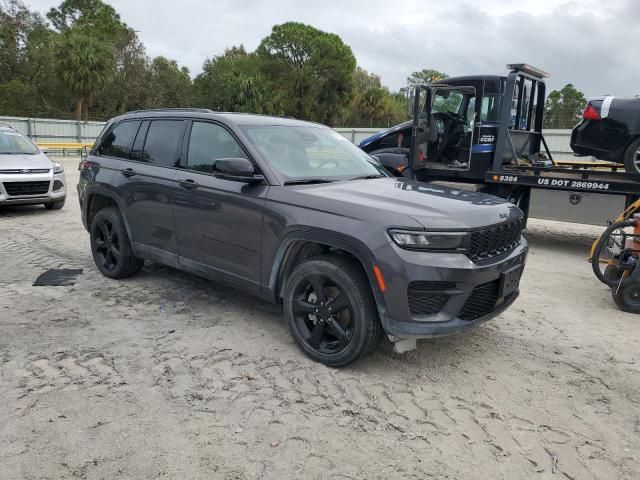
[1,157,639,480]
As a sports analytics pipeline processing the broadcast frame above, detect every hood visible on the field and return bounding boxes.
[287,177,521,230]
[0,152,52,171]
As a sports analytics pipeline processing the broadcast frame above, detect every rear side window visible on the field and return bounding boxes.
[140,120,185,167]
[186,122,247,173]
[97,121,140,158]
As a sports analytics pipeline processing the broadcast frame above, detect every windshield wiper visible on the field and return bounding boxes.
[349,174,386,180]
[284,178,336,185]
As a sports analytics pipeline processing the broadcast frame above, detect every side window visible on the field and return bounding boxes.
[130,120,149,161]
[186,122,247,173]
[97,121,140,158]
[481,95,501,122]
[140,120,185,167]
[432,91,464,114]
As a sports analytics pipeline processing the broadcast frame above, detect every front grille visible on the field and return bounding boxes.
[0,169,50,174]
[408,281,456,315]
[3,181,50,196]
[468,219,523,262]
[459,280,501,321]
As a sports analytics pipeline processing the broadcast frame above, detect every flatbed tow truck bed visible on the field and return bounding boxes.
[486,164,640,196]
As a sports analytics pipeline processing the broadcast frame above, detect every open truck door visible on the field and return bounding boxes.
[408,84,478,175]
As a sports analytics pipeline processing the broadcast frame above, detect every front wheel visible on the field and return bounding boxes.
[622,137,640,176]
[44,200,65,210]
[283,255,383,367]
[90,207,144,279]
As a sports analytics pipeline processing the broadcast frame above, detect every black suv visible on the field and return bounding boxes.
[78,109,528,366]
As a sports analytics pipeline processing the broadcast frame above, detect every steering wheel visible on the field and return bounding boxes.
[442,111,466,122]
[316,159,339,169]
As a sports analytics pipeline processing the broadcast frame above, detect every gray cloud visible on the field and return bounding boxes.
[26,0,639,97]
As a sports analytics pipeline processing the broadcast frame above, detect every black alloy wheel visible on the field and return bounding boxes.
[90,207,144,279]
[93,217,121,273]
[283,255,383,367]
[291,273,354,355]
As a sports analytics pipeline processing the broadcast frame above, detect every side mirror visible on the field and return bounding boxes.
[372,152,409,177]
[214,157,264,183]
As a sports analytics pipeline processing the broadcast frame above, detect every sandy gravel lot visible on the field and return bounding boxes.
[1,157,639,480]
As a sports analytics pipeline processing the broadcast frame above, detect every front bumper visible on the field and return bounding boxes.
[0,171,67,206]
[377,239,528,338]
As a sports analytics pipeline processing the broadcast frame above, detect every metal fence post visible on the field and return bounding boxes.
[351,129,355,143]
[76,120,82,143]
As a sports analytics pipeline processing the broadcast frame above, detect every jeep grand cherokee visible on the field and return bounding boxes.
[78,109,528,366]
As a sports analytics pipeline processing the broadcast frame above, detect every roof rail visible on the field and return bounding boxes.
[124,107,215,115]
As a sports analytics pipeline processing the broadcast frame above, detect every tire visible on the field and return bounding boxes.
[612,281,640,314]
[622,137,640,176]
[90,207,144,279]
[283,255,383,367]
[604,264,623,284]
[44,200,65,210]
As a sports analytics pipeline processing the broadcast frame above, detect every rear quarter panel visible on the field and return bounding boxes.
[572,98,640,161]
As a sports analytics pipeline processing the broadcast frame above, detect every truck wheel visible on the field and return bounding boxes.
[612,281,640,314]
[90,207,144,279]
[283,255,383,367]
[622,137,640,176]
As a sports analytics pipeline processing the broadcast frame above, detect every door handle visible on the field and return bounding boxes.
[121,168,136,178]
[179,179,199,190]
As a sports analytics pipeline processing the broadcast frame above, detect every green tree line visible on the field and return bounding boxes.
[1,0,587,128]
[0,0,414,126]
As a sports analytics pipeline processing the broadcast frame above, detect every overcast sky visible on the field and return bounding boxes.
[26,0,640,98]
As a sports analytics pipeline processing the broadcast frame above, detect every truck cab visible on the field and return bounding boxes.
[360,64,550,185]
[362,64,640,227]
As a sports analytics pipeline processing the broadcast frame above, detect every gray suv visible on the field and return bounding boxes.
[78,109,527,366]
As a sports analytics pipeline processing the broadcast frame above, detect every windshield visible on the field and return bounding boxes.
[240,125,387,181]
[0,129,39,155]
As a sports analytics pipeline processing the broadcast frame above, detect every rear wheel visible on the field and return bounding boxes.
[283,255,382,367]
[612,281,640,314]
[622,137,640,176]
[90,207,144,279]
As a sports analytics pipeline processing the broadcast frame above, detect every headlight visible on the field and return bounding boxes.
[53,162,64,174]
[388,229,467,251]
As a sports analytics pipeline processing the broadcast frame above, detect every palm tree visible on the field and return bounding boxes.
[57,29,113,120]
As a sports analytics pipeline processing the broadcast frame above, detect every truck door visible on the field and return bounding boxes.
[410,85,477,172]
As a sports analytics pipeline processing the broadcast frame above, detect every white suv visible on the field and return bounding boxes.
[0,125,66,210]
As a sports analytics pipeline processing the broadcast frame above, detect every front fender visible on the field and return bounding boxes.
[266,228,390,328]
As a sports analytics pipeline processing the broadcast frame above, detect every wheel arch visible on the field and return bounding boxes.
[83,185,135,243]
[624,134,640,155]
[268,229,390,325]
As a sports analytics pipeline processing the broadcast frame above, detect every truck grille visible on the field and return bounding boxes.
[408,281,456,315]
[3,181,50,196]
[467,219,523,262]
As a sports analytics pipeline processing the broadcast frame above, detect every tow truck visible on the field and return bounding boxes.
[360,64,640,225]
